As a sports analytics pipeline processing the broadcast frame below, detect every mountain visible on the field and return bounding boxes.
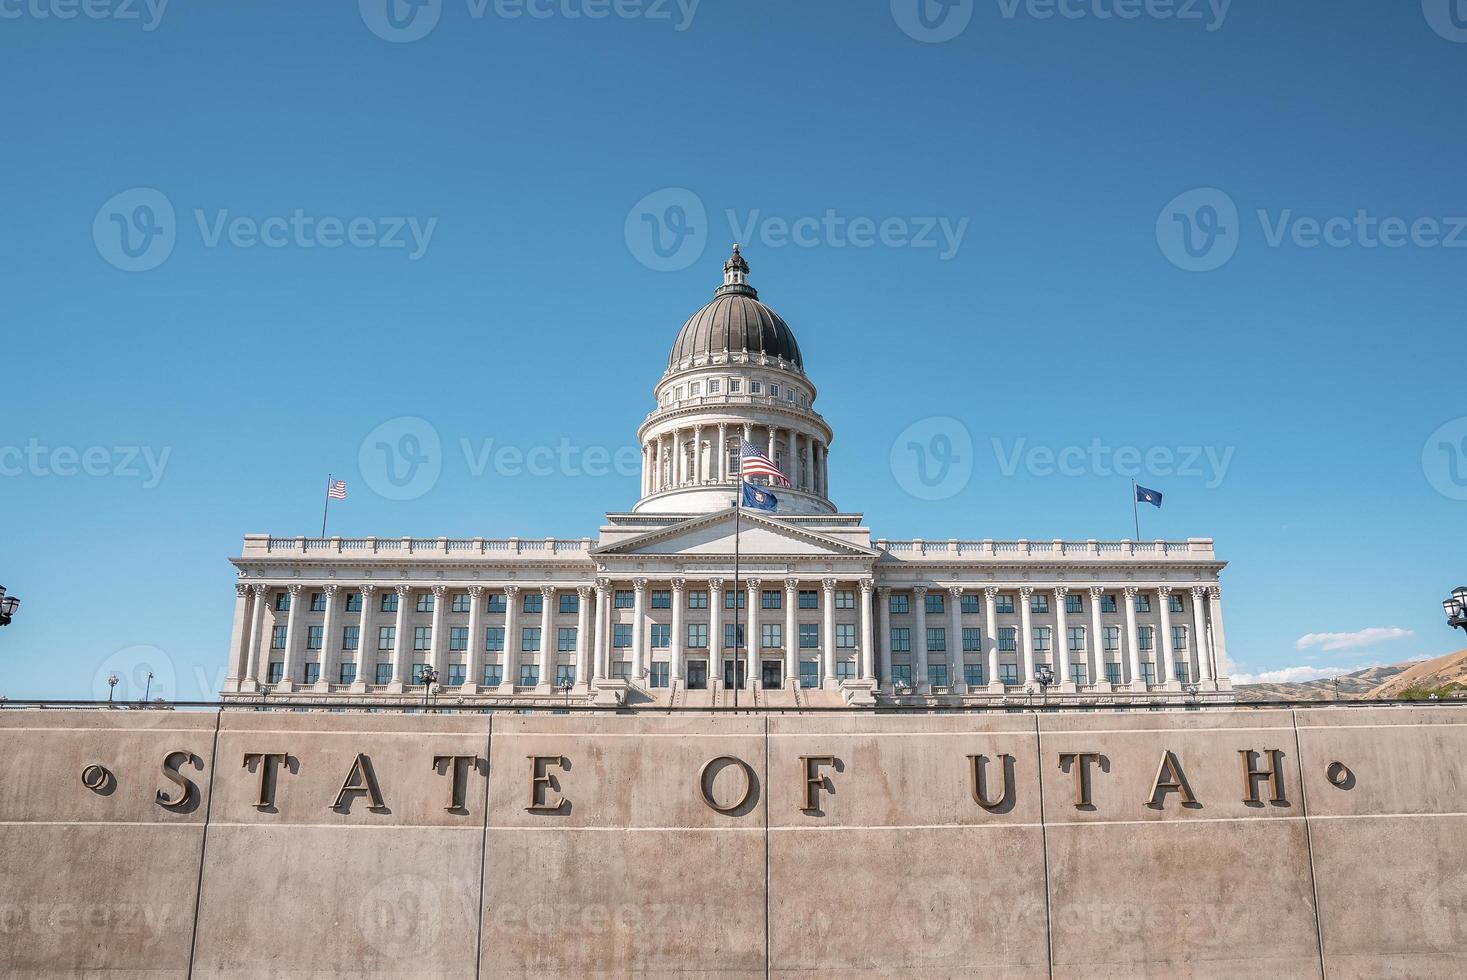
[1364,648,1467,699]
[1233,662,1414,702]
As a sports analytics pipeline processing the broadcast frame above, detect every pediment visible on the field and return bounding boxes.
[593,510,875,559]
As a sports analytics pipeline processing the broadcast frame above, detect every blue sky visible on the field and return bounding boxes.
[2,0,1465,699]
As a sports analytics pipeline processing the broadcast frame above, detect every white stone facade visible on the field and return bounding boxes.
[221,249,1232,708]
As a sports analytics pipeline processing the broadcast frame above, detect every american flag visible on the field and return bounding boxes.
[327,479,347,499]
[739,439,789,487]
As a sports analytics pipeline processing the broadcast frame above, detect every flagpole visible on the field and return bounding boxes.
[732,470,741,710]
[1131,478,1140,542]
[321,474,333,538]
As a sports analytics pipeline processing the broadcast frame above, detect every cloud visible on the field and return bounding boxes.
[1232,665,1369,686]
[1294,627,1413,652]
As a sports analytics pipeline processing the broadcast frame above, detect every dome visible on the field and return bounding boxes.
[667,246,804,372]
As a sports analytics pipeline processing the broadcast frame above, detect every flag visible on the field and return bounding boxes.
[739,439,790,487]
[328,480,347,500]
[741,481,778,512]
[1135,484,1163,507]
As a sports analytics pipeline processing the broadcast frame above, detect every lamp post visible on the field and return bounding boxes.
[143,671,154,705]
[0,586,19,627]
[1033,664,1054,710]
[421,666,439,710]
[1444,587,1467,637]
[107,674,119,706]
[559,676,573,708]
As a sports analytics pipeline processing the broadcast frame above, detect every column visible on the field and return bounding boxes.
[391,585,411,690]
[1123,586,1142,688]
[912,586,930,693]
[948,586,966,694]
[246,583,269,687]
[821,578,838,688]
[670,578,687,686]
[783,578,799,688]
[594,579,611,680]
[692,427,703,484]
[1207,586,1230,681]
[1158,587,1178,689]
[498,586,520,693]
[877,587,893,690]
[745,578,761,691]
[671,430,682,486]
[1191,587,1212,683]
[355,585,375,689]
[429,585,448,678]
[631,578,648,680]
[859,579,875,681]
[281,584,303,689]
[575,586,592,689]
[1017,586,1034,684]
[984,587,1001,690]
[537,586,555,691]
[319,583,340,689]
[465,586,484,691]
[227,584,251,687]
[791,430,802,490]
[708,578,724,687]
[766,427,776,468]
[716,424,727,483]
[1088,586,1105,688]
[1054,587,1070,690]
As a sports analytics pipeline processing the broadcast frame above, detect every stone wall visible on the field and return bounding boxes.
[2,706,1463,978]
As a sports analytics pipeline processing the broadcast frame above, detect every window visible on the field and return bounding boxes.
[1033,627,1051,653]
[1172,626,1189,651]
[688,590,708,609]
[800,661,819,688]
[1065,594,1083,614]
[416,593,434,614]
[1175,663,1190,683]
[892,664,913,686]
[1067,627,1086,652]
[520,664,539,687]
[303,662,320,684]
[1000,663,1019,684]
[750,381,762,394]
[376,663,393,685]
[964,664,985,687]
[1071,664,1087,685]
[1169,593,1185,614]
[482,664,503,687]
[837,660,855,680]
[342,626,359,650]
[960,594,979,614]
[690,382,701,397]
[688,623,709,648]
[723,590,746,609]
[558,627,577,652]
[687,660,708,688]
[723,624,745,649]
[485,627,505,652]
[1103,626,1120,651]
[268,662,284,682]
[339,663,357,684]
[271,625,287,650]
[889,594,909,614]
[310,592,326,612]
[799,590,819,609]
[381,592,398,613]
[835,590,855,609]
[836,624,856,649]
[414,626,431,652]
[346,592,362,613]
[1030,593,1049,614]
[307,626,323,650]
[1135,594,1152,613]
[675,385,685,399]
[708,379,720,394]
[486,593,507,614]
[614,624,633,648]
[1105,662,1120,684]
[521,627,541,652]
[963,627,982,651]
[762,590,781,610]
[800,623,820,648]
[762,624,782,648]
[448,664,467,686]
[378,626,395,650]
[925,592,944,615]
[411,663,430,684]
[650,624,671,649]
[1138,626,1155,652]
[523,592,542,614]
[651,590,671,609]
[927,627,946,652]
[451,593,471,613]
[995,594,1015,614]
[614,590,635,609]
[649,663,669,688]
[729,379,741,393]
[998,627,1017,652]
[929,664,948,688]
[890,627,911,652]
[1100,593,1117,614]
[768,383,779,398]
[556,665,576,687]
[1140,662,1156,684]
[450,627,468,651]
[274,592,291,611]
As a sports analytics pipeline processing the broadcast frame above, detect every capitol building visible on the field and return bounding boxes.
[221,248,1234,708]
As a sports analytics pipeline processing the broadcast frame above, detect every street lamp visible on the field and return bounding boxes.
[0,586,19,627]
[559,676,573,708]
[143,671,154,704]
[107,674,119,706]
[1444,587,1467,636]
[421,667,439,710]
